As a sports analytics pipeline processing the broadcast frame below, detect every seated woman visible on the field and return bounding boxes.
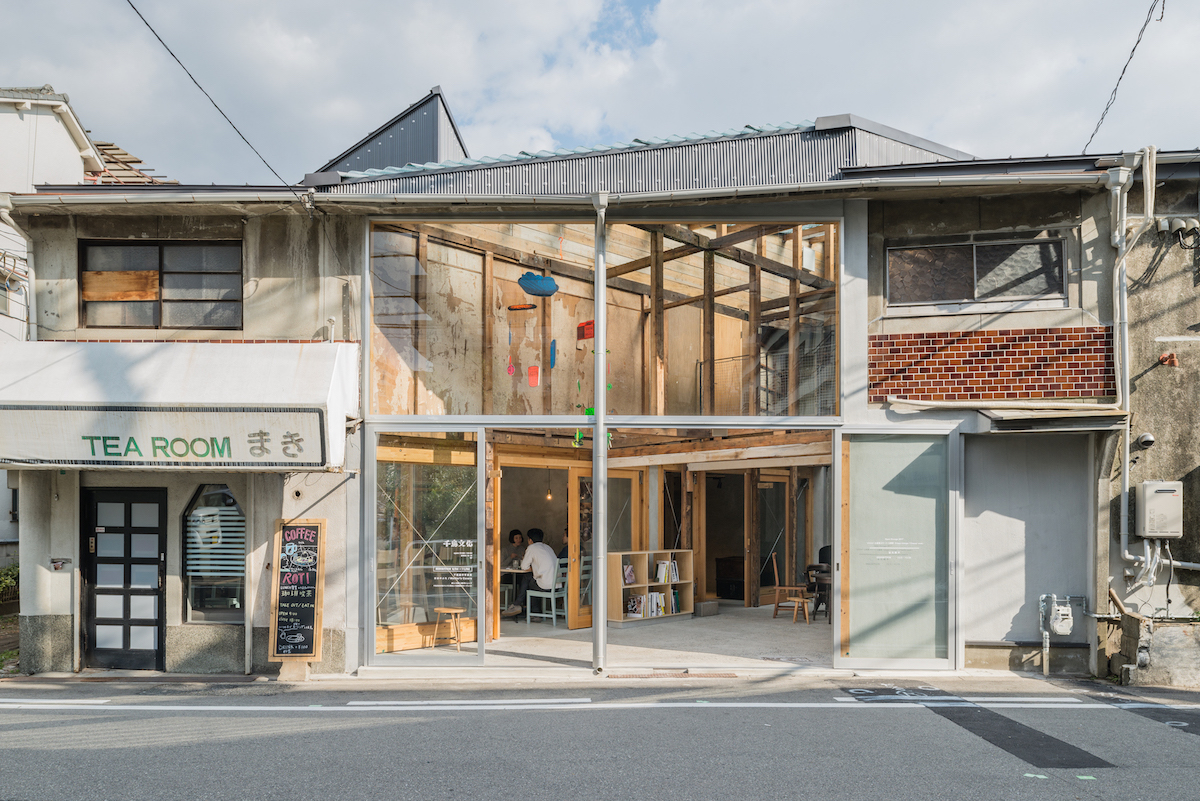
[501,529,526,566]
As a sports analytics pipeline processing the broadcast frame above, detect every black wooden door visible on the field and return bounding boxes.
[81,489,167,670]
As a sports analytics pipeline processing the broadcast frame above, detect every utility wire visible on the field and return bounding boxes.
[1083,0,1162,154]
[124,0,305,203]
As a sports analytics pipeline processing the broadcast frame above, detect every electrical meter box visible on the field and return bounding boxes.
[1137,480,1184,539]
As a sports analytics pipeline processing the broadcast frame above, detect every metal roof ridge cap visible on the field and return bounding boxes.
[9,191,307,205]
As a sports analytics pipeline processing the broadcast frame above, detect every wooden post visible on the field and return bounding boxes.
[786,466,798,586]
[788,229,802,416]
[695,472,707,600]
[745,469,760,607]
[650,230,666,415]
[748,239,762,415]
[482,251,494,414]
[541,265,553,413]
[680,470,693,551]
[702,251,716,415]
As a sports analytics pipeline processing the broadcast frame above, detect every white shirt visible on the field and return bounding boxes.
[521,541,559,590]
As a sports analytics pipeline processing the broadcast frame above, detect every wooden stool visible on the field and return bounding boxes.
[785,594,810,624]
[432,607,465,651]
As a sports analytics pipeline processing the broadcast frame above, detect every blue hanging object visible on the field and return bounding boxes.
[550,340,557,368]
[518,272,559,297]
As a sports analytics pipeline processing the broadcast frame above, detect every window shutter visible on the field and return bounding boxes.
[185,504,245,577]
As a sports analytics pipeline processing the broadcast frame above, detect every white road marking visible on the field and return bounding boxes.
[347,697,591,706]
[0,698,110,704]
[959,697,1083,703]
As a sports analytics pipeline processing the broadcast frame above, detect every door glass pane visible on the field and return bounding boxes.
[847,435,948,660]
[758,480,787,589]
[578,477,594,613]
[131,534,158,559]
[95,625,123,649]
[97,503,124,528]
[130,565,157,588]
[96,564,124,587]
[129,595,158,620]
[95,594,124,619]
[131,503,159,528]
[375,433,479,660]
[97,533,124,557]
[129,626,157,650]
[606,477,633,552]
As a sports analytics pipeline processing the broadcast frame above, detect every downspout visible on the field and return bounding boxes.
[0,195,36,341]
[591,193,608,673]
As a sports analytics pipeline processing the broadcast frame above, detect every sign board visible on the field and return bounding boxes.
[268,518,326,661]
[0,405,326,469]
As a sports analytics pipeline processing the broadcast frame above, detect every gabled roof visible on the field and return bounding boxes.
[0,84,104,173]
[314,86,469,175]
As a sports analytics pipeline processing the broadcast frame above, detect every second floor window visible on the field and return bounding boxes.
[81,241,242,329]
[887,239,1064,307]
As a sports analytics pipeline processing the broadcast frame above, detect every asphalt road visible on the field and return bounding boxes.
[0,674,1197,801]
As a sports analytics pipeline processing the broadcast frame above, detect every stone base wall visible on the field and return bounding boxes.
[18,615,73,673]
[964,643,1090,674]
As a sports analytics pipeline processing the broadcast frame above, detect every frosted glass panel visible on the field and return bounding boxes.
[97,533,124,557]
[95,625,123,649]
[129,626,157,650]
[131,534,158,559]
[847,435,948,661]
[130,596,157,620]
[95,595,123,619]
[131,503,159,528]
[97,565,124,587]
[97,502,124,527]
[130,565,157,588]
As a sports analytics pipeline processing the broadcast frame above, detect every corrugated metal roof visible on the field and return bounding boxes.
[320,120,966,196]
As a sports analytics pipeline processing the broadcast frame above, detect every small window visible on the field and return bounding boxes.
[183,485,245,622]
[888,240,1063,306]
[81,241,242,329]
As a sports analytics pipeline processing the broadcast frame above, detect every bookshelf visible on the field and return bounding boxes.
[608,550,694,625]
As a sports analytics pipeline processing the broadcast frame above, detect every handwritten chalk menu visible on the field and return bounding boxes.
[268,519,326,661]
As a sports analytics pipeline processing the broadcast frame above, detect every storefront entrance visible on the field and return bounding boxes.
[81,488,167,670]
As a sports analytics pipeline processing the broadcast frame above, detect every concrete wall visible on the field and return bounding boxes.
[1109,176,1200,619]
[499,467,569,555]
[18,212,363,342]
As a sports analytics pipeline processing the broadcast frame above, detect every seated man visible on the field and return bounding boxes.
[502,528,557,619]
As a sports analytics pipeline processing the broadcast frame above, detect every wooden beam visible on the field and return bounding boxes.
[607,243,699,280]
[761,286,834,312]
[608,440,831,469]
[788,235,801,417]
[680,470,693,551]
[707,224,795,251]
[748,237,762,416]
[650,230,665,415]
[485,440,496,642]
[661,282,749,312]
[637,223,833,290]
[610,428,830,458]
[703,251,716,416]
[761,297,836,323]
[690,454,832,472]
[482,251,494,414]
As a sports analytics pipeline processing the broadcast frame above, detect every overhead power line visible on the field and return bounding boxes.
[124,0,304,200]
[1083,0,1163,154]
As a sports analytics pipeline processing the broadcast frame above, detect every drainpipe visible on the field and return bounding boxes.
[591,193,608,673]
[0,194,35,341]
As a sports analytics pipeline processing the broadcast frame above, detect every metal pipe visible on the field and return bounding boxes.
[591,192,609,672]
[0,202,36,341]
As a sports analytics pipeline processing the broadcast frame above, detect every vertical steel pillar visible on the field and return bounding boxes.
[592,194,609,671]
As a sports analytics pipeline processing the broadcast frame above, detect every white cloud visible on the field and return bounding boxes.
[1,0,1195,184]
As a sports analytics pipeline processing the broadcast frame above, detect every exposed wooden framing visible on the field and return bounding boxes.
[761,297,836,324]
[611,440,830,469]
[494,450,592,470]
[662,282,749,312]
[648,231,666,415]
[414,232,428,414]
[786,467,797,586]
[823,223,836,281]
[482,251,494,414]
[607,243,698,280]
[636,223,832,290]
[641,294,650,414]
[686,454,832,472]
[696,471,709,599]
[840,441,850,655]
[761,286,834,312]
[396,223,750,322]
[748,237,762,416]
[702,251,716,416]
[746,468,760,608]
[611,428,829,458]
[541,262,553,410]
[788,230,802,416]
[680,470,693,552]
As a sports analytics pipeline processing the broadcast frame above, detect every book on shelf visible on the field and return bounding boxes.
[670,560,679,582]
[655,561,670,583]
[622,563,636,585]
[625,594,645,618]
[671,589,679,614]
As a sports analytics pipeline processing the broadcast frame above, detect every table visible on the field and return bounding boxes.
[499,567,530,609]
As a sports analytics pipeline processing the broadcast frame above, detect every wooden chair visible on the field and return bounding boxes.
[770,553,810,623]
[526,559,569,627]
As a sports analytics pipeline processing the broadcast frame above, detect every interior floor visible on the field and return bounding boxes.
[485,598,832,670]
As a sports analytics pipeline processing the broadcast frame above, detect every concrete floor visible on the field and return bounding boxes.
[487,598,834,670]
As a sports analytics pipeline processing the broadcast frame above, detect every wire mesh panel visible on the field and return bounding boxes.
[701,324,836,416]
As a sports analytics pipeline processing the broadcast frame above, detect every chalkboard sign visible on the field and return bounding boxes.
[268,518,326,661]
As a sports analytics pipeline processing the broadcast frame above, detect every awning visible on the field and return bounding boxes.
[978,408,1128,433]
[0,342,358,470]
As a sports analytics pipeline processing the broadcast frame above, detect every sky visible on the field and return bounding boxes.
[3,0,1198,185]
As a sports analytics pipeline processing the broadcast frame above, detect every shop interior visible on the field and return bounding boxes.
[370,216,839,667]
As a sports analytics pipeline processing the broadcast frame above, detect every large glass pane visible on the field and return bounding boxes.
[376,433,479,659]
[847,435,949,661]
[888,245,974,304]
[185,485,245,622]
[85,245,157,272]
[606,477,633,552]
[370,222,595,416]
[161,301,241,329]
[604,221,838,416]
[85,301,159,328]
[161,272,242,300]
[758,479,788,589]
